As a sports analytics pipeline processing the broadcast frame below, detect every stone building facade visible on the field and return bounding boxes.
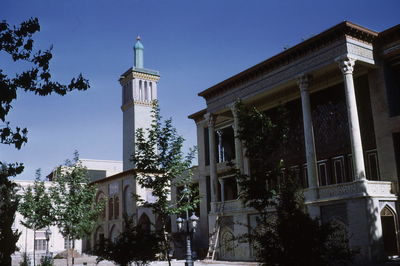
[188,21,400,263]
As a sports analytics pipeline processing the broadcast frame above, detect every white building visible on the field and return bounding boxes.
[13,180,82,262]
[188,21,400,264]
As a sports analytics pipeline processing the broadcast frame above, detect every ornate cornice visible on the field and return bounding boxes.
[198,21,378,101]
[119,68,160,84]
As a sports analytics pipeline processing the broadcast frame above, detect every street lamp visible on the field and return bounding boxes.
[176,185,199,266]
[45,228,52,258]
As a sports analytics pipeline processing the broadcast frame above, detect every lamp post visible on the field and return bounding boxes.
[45,228,52,258]
[176,187,199,266]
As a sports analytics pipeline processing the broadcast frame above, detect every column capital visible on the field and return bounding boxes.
[337,55,356,75]
[297,74,311,91]
[229,100,241,117]
[204,113,216,128]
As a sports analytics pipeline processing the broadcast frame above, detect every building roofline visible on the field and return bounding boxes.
[80,158,122,164]
[90,168,163,184]
[119,67,160,81]
[188,108,207,121]
[198,21,379,100]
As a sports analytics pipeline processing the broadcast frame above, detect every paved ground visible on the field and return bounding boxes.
[12,256,400,265]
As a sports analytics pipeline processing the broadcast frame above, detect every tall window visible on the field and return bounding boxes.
[114,196,119,219]
[64,238,74,249]
[34,239,46,251]
[108,198,114,220]
[149,82,153,100]
[139,80,143,101]
[144,81,148,101]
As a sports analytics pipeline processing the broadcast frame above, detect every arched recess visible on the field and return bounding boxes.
[219,227,235,260]
[94,226,104,245]
[155,215,171,233]
[109,225,119,242]
[381,205,399,256]
[123,185,134,216]
[96,191,106,219]
[114,196,120,219]
[138,213,151,233]
[108,198,114,220]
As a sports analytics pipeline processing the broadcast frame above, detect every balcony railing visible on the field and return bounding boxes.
[315,180,394,202]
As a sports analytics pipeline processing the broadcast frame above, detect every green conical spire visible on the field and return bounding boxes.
[134,36,144,68]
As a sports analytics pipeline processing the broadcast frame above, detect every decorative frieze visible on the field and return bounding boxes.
[316,180,394,202]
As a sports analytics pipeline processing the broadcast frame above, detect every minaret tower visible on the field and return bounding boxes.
[119,36,160,171]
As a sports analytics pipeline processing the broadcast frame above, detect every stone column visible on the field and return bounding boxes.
[217,130,224,163]
[298,74,319,190]
[219,178,225,202]
[205,113,218,203]
[338,56,366,180]
[230,104,244,173]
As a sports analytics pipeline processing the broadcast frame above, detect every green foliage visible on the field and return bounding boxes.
[235,101,289,211]
[0,18,89,150]
[252,178,352,266]
[131,102,198,263]
[19,252,31,266]
[93,215,161,266]
[38,256,54,266]
[234,101,353,266]
[19,169,54,231]
[50,151,103,245]
[0,17,90,263]
[0,163,23,265]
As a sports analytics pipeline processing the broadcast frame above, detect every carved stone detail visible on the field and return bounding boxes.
[317,180,394,201]
[337,56,356,75]
[204,113,216,128]
[297,74,310,91]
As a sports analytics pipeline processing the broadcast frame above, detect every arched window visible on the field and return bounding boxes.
[138,214,151,233]
[144,81,148,101]
[96,192,106,219]
[109,225,118,242]
[123,186,133,216]
[149,82,153,100]
[114,196,119,219]
[139,80,143,101]
[108,198,113,220]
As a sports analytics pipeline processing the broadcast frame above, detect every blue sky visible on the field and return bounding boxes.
[2,0,399,179]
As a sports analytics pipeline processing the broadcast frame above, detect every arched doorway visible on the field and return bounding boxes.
[219,228,235,260]
[381,205,399,256]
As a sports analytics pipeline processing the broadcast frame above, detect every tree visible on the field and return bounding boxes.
[132,102,198,265]
[93,215,161,266]
[0,17,89,264]
[0,163,23,265]
[18,169,53,266]
[234,101,353,266]
[50,152,103,266]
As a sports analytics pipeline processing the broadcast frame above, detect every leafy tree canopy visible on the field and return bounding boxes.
[132,102,198,264]
[50,151,103,242]
[19,169,53,231]
[0,17,89,150]
[0,17,89,264]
